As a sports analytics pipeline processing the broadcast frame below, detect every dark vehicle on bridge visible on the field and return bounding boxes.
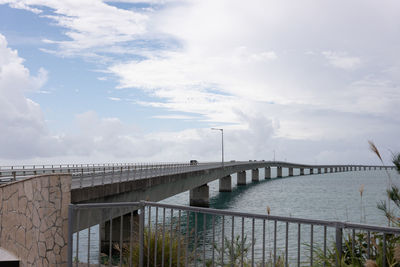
[190,160,198,166]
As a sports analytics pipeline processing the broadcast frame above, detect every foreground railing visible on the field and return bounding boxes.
[67,201,400,267]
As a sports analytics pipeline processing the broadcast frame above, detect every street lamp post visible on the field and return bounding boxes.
[211,128,224,168]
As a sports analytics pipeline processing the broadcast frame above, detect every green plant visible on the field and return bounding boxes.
[206,235,251,267]
[311,232,400,267]
[206,234,285,267]
[101,226,188,267]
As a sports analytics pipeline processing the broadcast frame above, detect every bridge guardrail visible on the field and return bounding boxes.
[68,201,400,267]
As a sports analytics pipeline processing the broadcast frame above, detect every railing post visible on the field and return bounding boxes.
[335,223,343,266]
[67,204,75,267]
[139,201,145,267]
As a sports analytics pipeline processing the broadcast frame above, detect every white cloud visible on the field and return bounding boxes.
[322,51,362,70]
[152,114,199,120]
[108,97,121,101]
[0,34,62,159]
[1,0,149,57]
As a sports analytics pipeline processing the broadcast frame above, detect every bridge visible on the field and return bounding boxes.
[0,161,392,206]
[0,161,395,266]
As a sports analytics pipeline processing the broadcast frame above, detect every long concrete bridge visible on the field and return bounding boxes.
[0,161,393,207]
[0,161,395,266]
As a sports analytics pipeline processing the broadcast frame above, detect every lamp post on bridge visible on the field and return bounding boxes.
[211,128,224,168]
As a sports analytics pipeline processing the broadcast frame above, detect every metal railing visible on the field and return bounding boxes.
[67,201,400,267]
[0,162,222,186]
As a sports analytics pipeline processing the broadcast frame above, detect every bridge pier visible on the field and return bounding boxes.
[289,167,294,176]
[310,168,314,175]
[324,167,328,173]
[219,175,232,192]
[265,167,271,179]
[277,167,282,178]
[252,169,259,181]
[237,171,247,185]
[300,168,304,175]
[318,168,321,174]
[190,184,209,207]
[100,212,139,252]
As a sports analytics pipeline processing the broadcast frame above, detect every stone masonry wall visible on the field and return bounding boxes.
[0,174,71,266]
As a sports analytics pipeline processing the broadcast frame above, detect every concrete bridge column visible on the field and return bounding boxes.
[237,171,246,185]
[277,167,283,178]
[310,168,314,175]
[289,167,294,176]
[364,166,366,171]
[374,166,376,170]
[330,167,334,173]
[300,168,304,175]
[101,212,139,252]
[252,169,259,181]
[318,168,321,174]
[324,167,328,173]
[190,184,209,207]
[265,167,271,179]
[335,167,338,172]
[219,175,232,192]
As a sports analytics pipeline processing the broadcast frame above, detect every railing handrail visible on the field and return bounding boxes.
[69,201,400,235]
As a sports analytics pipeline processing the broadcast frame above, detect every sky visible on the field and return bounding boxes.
[0,0,399,165]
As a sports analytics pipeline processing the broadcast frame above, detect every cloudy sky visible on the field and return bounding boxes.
[0,0,399,165]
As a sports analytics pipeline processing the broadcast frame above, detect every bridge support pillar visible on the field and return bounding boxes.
[374,166,376,170]
[237,171,246,185]
[364,166,366,171]
[265,167,271,179]
[100,212,139,252]
[219,175,232,192]
[289,167,294,176]
[277,167,282,178]
[318,168,321,174]
[310,168,314,175]
[252,169,259,181]
[300,168,304,175]
[190,184,209,207]
[324,167,328,173]
[330,167,334,173]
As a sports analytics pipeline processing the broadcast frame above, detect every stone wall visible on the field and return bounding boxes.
[0,174,71,266]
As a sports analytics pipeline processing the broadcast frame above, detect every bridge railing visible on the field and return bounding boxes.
[0,162,221,184]
[68,201,400,267]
